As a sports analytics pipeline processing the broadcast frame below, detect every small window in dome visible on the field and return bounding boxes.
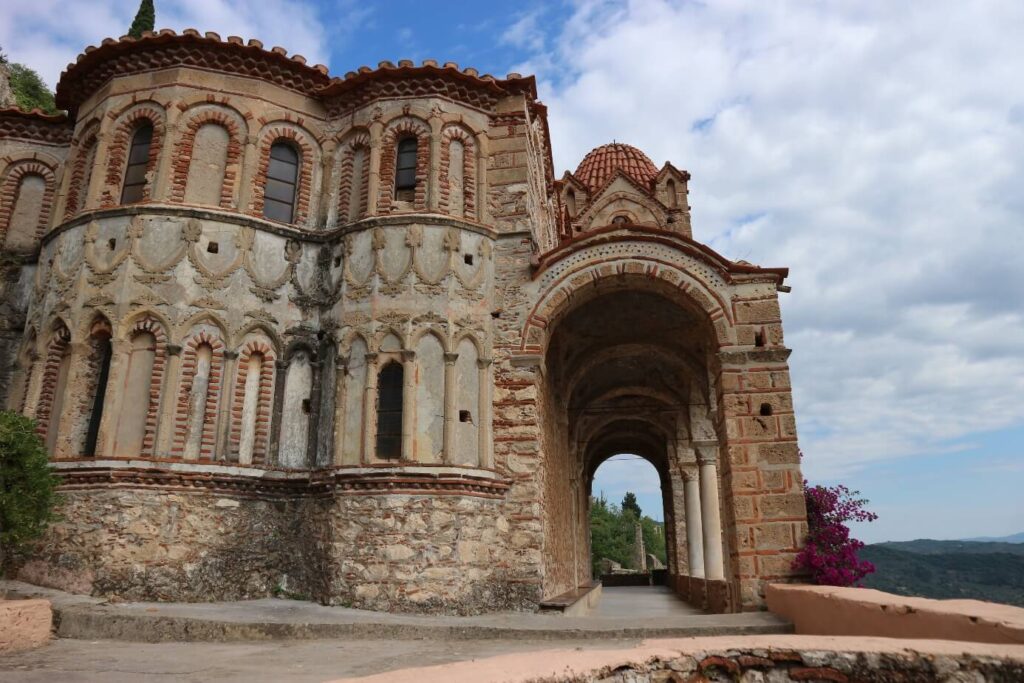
[612,215,628,225]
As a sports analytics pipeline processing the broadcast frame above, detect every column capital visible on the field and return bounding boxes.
[476,358,492,369]
[166,344,183,356]
[223,350,239,360]
[364,352,379,364]
[400,350,416,362]
[443,352,459,365]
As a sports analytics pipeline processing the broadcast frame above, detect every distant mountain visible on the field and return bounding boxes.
[861,540,1024,607]
[962,532,1024,544]
[875,539,1024,556]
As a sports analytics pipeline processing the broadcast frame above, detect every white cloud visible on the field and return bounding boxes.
[526,0,1024,479]
[0,0,332,91]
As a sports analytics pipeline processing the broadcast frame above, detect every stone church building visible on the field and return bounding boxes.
[0,30,807,614]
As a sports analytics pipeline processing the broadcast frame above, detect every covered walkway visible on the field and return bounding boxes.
[588,585,702,618]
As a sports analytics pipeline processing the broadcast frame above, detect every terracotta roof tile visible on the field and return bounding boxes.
[574,143,658,192]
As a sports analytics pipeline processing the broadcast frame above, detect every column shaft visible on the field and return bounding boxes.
[684,469,706,578]
[698,454,726,580]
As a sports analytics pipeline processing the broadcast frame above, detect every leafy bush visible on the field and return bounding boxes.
[6,63,58,115]
[793,480,878,586]
[0,411,59,569]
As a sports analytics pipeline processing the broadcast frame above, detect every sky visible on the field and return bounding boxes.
[3,0,1023,543]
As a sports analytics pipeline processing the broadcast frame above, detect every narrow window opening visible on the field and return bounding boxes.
[301,398,311,414]
[459,410,472,423]
[464,253,473,266]
[754,331,765,347]
[375,361,404,460]
[760,403,773,417]
[120,122,154,204]
[566,188,577,217]
[394,137,418,201]
[107,238,116,251]
[612,215,628,225]
[206,241,219,254]
[83,334,113,456]
[490,310,501,319]
[333,255,342,268]
[263,141,299,223]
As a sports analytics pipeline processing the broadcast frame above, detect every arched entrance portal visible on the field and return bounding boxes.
[540,280,730,610]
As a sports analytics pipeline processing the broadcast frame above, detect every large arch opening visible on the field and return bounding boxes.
[540,281,730,611]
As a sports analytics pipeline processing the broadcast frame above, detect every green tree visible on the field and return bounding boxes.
[5,62,58,115]
[621,491,641,518]
[641,516,667,566]
[128,0,156,39]
[0,411,59,571]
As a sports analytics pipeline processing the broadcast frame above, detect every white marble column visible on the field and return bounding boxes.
[683,466,705,578]
[696,443,725,580]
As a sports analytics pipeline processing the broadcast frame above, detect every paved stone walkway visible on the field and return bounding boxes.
[591,586,702,617]
[0,580,789,643]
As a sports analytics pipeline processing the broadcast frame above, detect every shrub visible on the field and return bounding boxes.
[793,481,878,586]
[0,411,59,570]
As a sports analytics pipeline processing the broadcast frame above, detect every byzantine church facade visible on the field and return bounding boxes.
[0,29,807,614]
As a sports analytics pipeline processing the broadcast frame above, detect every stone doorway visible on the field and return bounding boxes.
[539,282,731,611]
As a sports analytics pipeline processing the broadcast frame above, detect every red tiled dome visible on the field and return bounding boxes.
[573,143,658,192]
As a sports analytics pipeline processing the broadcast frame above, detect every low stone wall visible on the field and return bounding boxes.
[0,599,51,653]
[334,635,1024,682]
[17,483,537,615]
[766,583,1024,645]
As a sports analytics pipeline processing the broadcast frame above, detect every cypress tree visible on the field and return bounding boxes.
[128,0,156,39]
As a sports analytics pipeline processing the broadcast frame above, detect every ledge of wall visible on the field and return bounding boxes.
[0,599,51,653]
[766,583,1024,645]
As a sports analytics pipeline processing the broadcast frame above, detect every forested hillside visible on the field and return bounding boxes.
[861,539,1024,607]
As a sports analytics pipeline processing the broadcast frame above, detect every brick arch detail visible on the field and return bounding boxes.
[169,109,245,208]
[63,128,99,220]
[523,257,732,352]
[100,107,166,208]
[34,322,71,442]
[171,330,225,459]
[250,126,316,225]
[377,118,430,214]
[0,160,57,247]
[438,126,476,219]
[227,339,277,465]
[125,315,168,456]
[336,131,371,223]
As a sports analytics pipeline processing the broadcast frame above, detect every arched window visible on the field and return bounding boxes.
[82,328,113,456]
[394,137,417,201]
[5,173,46,251]
[120,122,154,204]
[112,331,157,456]
[447,139,465,218]
[183,343,214,460]
[347,145,369,221]
[666,179,678,208]
[279,349,313,468]
[263,141,299,223]
[565,188,577,218]
[185,123,230,206]
[376,361,404,460]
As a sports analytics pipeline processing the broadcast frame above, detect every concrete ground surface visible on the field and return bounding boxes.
[592,586,700,617]
[0,581,789,642]
[0,637,638,682]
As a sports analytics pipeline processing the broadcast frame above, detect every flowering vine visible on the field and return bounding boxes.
[793,479,878,586]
